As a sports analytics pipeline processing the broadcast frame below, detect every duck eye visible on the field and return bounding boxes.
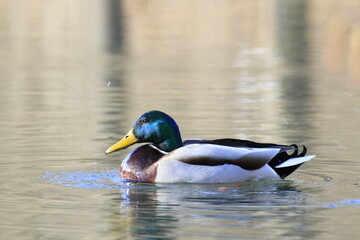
[141,118,150,123]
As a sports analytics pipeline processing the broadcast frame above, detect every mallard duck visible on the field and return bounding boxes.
[105,110,315,183]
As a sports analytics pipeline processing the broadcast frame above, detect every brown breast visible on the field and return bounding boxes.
[120,144,165,182]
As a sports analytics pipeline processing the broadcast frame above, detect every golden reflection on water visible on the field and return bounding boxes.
[0,0,360,239]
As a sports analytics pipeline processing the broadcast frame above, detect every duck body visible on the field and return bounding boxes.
[106,111,315,183]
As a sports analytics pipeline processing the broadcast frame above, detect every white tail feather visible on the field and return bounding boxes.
[275,155,316,168]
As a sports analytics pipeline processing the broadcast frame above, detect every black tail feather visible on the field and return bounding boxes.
[268,145,308,179]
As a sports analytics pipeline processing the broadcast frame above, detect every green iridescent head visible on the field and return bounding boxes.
[105,110,183,154]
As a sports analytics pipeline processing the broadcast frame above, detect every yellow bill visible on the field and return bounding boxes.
[105,128,139,155]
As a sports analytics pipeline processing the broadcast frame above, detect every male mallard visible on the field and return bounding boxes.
[105,110,315,183]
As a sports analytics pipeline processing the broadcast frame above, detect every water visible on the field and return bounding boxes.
[1,0,360,239]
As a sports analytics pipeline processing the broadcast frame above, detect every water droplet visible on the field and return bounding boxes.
[343,92,352,97]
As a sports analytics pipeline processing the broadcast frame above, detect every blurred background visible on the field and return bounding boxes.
[1,0,360,239]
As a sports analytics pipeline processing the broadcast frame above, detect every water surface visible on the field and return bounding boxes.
[1,1,360,239]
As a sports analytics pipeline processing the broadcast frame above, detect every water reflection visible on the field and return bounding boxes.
[275,0,313,143]
[275,0,309,65]
[108,182,320,239]
[113,185,179,240]
[106,0,125,53]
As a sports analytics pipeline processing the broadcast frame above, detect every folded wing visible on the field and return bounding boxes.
[166,144,281,170]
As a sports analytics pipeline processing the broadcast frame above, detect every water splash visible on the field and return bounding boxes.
[44,170,123,189]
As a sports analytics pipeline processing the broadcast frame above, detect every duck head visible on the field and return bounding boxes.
[105,110,183,154]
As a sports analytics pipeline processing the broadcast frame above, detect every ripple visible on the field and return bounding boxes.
[43,171,360,210]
